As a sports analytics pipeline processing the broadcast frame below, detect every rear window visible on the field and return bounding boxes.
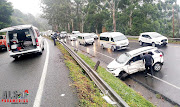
[154,50,161,53]
[0,36,3,39]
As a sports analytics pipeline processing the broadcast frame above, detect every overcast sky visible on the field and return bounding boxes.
[8,0,42,16]
[7,0,180,16]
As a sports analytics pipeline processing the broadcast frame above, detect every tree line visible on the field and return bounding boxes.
[42,0,180,37]
[0,0,50,32]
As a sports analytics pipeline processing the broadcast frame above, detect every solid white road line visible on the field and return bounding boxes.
[87,46,180,90]
[147,73,180,90]
[33,40,49,107]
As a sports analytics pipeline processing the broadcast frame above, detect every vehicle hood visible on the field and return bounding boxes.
[115,39,129,46]
[152,36,167,41]
[107,60,124,69]
[85,38,94,42]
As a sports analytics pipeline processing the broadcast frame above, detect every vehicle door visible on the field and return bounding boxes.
[35,29,43,49]
[110,37,115,48]
[104,37,111,48]
[127,55,144,74]
[141,35,146,42]
[146,35,152,43]
[103,37,109,48]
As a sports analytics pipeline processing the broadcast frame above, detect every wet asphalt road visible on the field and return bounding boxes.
[64,38,180,105]
[0,38,78,107]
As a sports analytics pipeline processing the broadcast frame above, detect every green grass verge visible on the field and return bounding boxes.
[78,53,155,107]
[55,41,112,107]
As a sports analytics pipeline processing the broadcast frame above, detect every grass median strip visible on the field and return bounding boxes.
[78,53,155,107]
[56,42,112,107]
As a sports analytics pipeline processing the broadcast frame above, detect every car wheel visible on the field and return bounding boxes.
[152,42,156,47]
[111,46,115,52]
[118,71,128,81]
[139,41,143,46]
[153,63,162,72]
[101,44,104,49]
[42,42,45,51]
[13,56,19,60]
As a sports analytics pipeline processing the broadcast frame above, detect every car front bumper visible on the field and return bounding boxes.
[116,45,129,50]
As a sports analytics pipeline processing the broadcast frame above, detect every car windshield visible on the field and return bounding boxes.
[116,53,130,64]
[113,35,127,42]
[150,33,163,38]
[84,36,91,39]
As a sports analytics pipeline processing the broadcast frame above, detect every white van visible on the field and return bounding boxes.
[100,32,129,51]
[0,25,44,59]
[78,33,94,45]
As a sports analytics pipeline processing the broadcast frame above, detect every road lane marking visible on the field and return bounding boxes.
[33,39,49,107]
[88,48,115,60]
[148,73,180,90]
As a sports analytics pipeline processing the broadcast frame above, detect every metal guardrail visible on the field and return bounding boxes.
[59,40,129,107]
[126,35,180,40]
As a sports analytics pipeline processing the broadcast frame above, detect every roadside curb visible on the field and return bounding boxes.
[130,76,180,106]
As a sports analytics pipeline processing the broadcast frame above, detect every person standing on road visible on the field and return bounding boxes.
[143,52,154,77]
[52,31,58,46]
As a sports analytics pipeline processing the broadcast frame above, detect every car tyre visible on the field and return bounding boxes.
[153,63,162,72]
[139,41,143,46]
[13,56,19,60]
[118,71,128,80]
[152,42,156,47]
[101,44,104,49]
[111,46,115,52]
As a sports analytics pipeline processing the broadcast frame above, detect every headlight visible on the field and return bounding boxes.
[108,68,117,71]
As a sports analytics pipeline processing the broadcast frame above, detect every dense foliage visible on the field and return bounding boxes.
[41,0,180,37]
[0,0,13,30]
[11,9,51,31]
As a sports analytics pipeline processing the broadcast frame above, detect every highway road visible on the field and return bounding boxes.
[65,38,180,105]
[0,39,78,107]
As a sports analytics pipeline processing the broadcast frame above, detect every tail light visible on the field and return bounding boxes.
[8,44,10,51]
[36,38,39,46]
[160,54,163,57]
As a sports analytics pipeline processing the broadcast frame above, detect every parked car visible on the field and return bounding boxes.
[90,33,98,39]
[138,32,168,47]
[0,25,45,59]
[60,31,67,38]
[106,46,164,80]
[78,33,94,45]
[72,31,80,37]
[0,35,7,50]
[69,34,77,41]
[100,32,129,51]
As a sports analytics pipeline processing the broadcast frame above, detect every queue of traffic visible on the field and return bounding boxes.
[0,24,167,79]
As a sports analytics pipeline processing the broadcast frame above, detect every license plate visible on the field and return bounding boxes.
[11,45,17,49]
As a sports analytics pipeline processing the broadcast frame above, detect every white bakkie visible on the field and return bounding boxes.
[138,32,168,47]
[100,32,129,51]
[106,47,164,80]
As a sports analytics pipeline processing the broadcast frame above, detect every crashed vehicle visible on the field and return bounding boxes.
[0,25,44,59]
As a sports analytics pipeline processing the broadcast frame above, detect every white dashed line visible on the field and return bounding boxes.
[33,40,49,107]
[88,48,115,60]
